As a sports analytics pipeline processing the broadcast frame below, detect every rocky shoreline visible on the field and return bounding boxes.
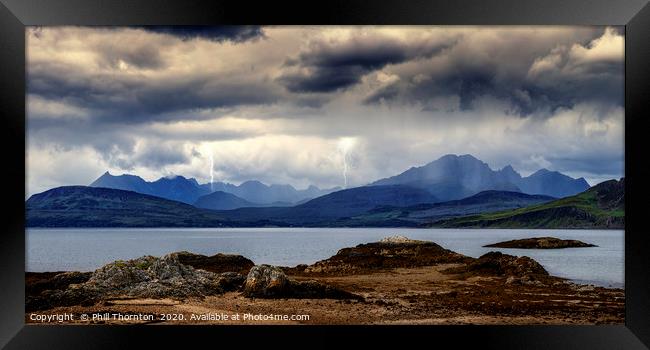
[25,235,623,325]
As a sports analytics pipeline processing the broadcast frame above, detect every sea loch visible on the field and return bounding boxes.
[26,228,623,288]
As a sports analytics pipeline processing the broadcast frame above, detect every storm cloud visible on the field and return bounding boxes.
[363,27,623,116]
[138,25,265,42]
[26,26,624,196]
[278,30,458,93]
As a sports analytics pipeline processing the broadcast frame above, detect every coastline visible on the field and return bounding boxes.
[26,227,625,288]
[25,236,624,325]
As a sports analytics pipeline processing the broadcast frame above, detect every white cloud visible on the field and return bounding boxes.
[528,27,623,78]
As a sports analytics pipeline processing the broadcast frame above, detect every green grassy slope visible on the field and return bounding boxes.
[432,178,624,229]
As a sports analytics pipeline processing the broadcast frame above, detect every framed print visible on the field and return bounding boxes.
[1,0,649,348]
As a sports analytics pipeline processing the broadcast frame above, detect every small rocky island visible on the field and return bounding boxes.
[26,235,621,325]
[483,237,597,249]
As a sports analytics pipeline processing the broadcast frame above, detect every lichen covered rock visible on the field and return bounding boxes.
[242,265,290,297]
[81,254,224,299]
[27,253,238,311]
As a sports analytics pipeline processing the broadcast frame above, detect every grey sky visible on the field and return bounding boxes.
[26,26,624,196]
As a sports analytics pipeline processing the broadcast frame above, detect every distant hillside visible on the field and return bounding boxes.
[433,178,624,229]
[214,185,440,225]
[26,186,241,227]
[28,179,621,229]
[335,190,555,227]
[201,180,339,205]
[194,191,259,210]
[371,154,589,200]
[90,172,209,204]
[26,184,440,227]
[515,169,591,198]
[297,185,438,217]
[90,172,337,205]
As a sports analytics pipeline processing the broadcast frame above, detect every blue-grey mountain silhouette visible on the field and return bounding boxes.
[513,169,590,198]
[90,172,337,205]
[371,154,589,200]
[194,191,259,210]
[208,185,439,225]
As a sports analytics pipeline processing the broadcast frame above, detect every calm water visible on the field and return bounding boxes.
[26,228,624,288]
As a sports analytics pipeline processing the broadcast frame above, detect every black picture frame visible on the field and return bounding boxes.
[1,0,649,348]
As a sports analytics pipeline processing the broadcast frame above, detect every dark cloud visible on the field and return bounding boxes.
[525,62,623,114]
[137,26,265,42]
[364,72,595,116]
[133,142,193,168]
[28,119,138,156]
[28,62,280,125]
[28,118,195,171]
[364,28,623,116]
[365,71,584,115]
[278,34,456,93]
[279,65,367,93]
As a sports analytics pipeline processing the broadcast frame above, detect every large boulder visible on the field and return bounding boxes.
[27,253,238,311]
[242,265,290,298]
[82,254,224,298]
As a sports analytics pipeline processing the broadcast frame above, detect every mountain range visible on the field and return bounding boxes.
[26,179,623,229]
[90,172,338,206]
[22,185,542,227]
[372,154,589,200]
[89,154,589,210]
[26,153,616,228]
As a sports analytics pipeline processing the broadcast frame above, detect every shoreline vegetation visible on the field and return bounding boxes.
[26,235,623,325]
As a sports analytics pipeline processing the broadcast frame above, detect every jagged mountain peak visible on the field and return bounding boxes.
[500,165,516,172]
[90,172,337,207]
[372,154,589,200]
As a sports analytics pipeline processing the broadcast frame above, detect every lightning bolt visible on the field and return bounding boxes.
[342,152,349,188]
[209,153,214,191]
[338,137,356,189]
